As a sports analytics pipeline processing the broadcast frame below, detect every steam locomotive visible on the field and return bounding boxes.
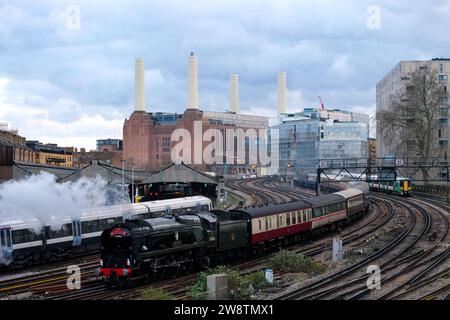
[98,183,370,287]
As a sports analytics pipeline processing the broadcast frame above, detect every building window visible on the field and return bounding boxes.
[439,118,448,125]
[439,140,448,146]
[439,129,442,138]
[439,74,448,81]
[440,64,444,73]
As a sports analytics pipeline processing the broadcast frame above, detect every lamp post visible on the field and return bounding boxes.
[131,166,135,203]
[251,163,256,176]
[121,159,125,201]
[285,162,292,183]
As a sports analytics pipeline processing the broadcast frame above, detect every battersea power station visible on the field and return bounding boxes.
[123,53,271,175]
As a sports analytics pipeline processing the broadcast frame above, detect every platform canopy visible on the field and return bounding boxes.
[140,163,218,185]
[58,160,149,184]
[13,161,77,180]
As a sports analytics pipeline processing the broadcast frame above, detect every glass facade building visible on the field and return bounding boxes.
[272,108,369,179]
[96,139,123,151]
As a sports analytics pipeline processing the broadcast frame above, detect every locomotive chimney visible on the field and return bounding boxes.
[187,52,199,110]
[230,73,239,113]
[277,72,287,115]
[134,58,146,112]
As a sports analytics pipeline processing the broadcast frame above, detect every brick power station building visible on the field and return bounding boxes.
[123,53,269,174]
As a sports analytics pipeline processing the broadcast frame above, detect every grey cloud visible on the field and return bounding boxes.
[0,0,449,148]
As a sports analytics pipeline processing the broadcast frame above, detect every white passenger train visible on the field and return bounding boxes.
[0,196,212,267]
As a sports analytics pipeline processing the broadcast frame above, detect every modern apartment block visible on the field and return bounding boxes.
[376,58,450,159]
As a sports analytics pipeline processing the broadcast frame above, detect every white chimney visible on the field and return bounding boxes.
[277,71,287,115]
[134,58,146,112]
[187,52,199,109]
[230,73,239,113]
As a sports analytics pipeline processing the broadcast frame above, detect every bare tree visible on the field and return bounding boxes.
[377,68,446,182]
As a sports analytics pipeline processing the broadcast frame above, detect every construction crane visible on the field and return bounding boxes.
[318,96,325,110]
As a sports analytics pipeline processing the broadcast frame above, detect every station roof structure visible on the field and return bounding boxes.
[8,161,217,186]
[13,161,77,180]
[58,160,149,184]
[140,163,218,185]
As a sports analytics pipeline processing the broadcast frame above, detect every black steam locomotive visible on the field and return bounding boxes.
[98,183,370,287]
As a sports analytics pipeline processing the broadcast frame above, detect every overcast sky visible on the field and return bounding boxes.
[1,0,449,150]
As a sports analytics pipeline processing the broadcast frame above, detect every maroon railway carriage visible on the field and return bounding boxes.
[236,201,313,246]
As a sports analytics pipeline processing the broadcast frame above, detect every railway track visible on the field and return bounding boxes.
[273,193,450,300]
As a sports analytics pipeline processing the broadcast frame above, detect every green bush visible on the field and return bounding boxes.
[269,250,326,275]
[187,265,269,300]
[241,270,269,288]
[140,287,174,300]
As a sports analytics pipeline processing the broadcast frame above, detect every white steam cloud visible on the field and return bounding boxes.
[0,172,127,226]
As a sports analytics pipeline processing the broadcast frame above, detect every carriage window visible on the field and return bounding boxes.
[286,213,291,226]
[201,204,210,211]
[171,208,183,215]
[81,220,100,233]
[292,212,296,224]
[297,211,301,223]
[12,229,40,244]
[277,215,280,228]
[48,223,73,238]
[99,218,117,229]
[265,217,269,230]
[183,206,197,213]
[269,217,272,228]
[259,219,262,231]
[279,215,283,226]
[12,230,24,244]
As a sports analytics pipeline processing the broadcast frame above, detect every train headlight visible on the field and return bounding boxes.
[123,269,129,276]
[99,259,103,267]
[126,259,131,267]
